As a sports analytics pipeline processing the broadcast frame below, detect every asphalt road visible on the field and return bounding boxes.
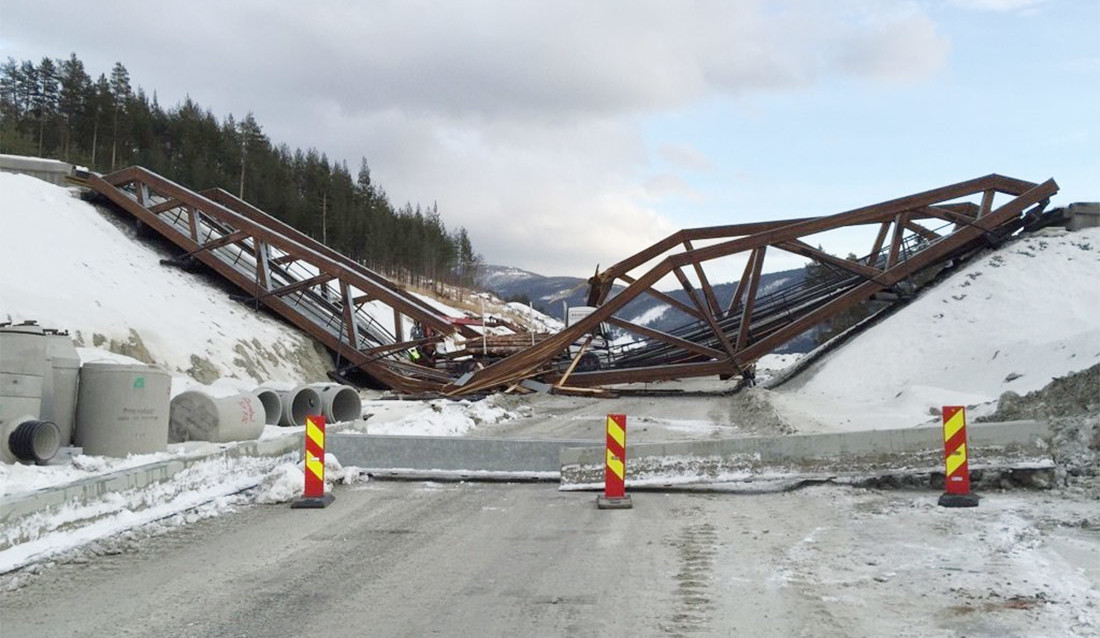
[2,481,1097,637]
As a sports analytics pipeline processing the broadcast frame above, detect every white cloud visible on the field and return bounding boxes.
[947,0,1052,12]
[643,173,699,200]
[660,143,715,172]
[0,0,952,277]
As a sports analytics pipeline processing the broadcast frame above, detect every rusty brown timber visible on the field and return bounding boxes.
[85,166,464,393]
[443,174,1057,396]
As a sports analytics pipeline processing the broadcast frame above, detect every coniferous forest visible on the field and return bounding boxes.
[0,54,481,290]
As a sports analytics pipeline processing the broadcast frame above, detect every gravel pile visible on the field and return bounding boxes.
[981,364,1100,490]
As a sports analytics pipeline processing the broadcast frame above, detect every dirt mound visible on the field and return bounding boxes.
[983,364,1100,421]
[731,388,796,435]
[981,365,1100,489]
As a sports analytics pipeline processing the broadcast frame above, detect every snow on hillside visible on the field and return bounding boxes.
[770,226,1100,432]
[627,304,669,328]
[477,264,543,290]
[758,275,791,295]
[505,301,563,333]
[0,172,328,384]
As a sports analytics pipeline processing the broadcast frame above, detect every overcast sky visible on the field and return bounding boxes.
[2,0,1096,279]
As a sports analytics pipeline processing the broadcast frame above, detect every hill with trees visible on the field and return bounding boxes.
[0,53,480,291]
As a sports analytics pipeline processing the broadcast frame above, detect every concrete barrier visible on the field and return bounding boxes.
[560,420,1053,488]
[328,434,593,475]
[0,154,74,187]
[1066,202,1100,231]
[0,428,316,551]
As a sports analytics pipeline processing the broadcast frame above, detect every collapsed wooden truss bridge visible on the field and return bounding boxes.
[83,169,1058,397]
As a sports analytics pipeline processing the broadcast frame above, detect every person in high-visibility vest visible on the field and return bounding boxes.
[409,322,426,363]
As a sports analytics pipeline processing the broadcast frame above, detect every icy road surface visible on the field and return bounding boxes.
[2,482,1096,637]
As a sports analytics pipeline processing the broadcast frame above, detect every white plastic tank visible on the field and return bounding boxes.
[42,330,81,445]
[169,391,265,443]
[0,323,47,422]
[74,363,171,456]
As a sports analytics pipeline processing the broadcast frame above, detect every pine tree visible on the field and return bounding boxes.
[90,74,110,168]
[0,58,20,117]
[33,57,59,156]
[15,60,37,119]
[237,112,264,198]
[108,62,131,169]
[0,58,23,152]
[57,53,91,160]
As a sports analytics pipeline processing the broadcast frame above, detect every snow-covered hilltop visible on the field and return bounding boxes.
[0,171,331,385]
[770,226,1100,432]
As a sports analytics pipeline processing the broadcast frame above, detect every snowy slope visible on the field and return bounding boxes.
[0,172,328,383]
[770,227,1100,432]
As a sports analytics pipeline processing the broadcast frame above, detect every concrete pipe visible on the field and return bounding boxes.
[273,385,322,427]
[169,391,266,443]
[0,414,61,465]
[310,384,362,423]
[252,388,283,426]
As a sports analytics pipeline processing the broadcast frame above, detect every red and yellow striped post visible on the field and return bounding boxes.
[938,406,979,508]
[597,414,632,509]
[291,414,335,509]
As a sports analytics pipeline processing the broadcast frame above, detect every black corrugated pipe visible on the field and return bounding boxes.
[7,418,61,464]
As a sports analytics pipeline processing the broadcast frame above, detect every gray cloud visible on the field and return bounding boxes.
[0,0,951,277]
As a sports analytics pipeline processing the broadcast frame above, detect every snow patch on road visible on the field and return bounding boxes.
[364,396,521,437]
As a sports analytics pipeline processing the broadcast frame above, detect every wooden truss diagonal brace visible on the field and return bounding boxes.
[177,229,251,260]
[672,266,711,320]
[619,273,707,322]
[255,272,336,302]
[775,240,883,280]
[683,240,721,317]
[736,246,767,351]
[606,316,725,360]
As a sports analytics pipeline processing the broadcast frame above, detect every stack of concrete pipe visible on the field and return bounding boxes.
[167,383,361,444]
[0,320,364,456]
[258,383,361,427]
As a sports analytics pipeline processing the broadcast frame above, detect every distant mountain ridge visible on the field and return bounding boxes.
[477,264,816,352]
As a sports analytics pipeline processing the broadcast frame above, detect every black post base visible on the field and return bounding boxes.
[938,492,980,508]
[291,493,335,509]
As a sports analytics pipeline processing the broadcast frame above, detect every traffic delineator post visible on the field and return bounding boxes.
[291,414,335,509]
[597,414,632,509]
[938,406,979,508]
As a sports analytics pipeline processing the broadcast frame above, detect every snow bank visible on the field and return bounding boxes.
[0,172,325,383]
[773,227,1100,431]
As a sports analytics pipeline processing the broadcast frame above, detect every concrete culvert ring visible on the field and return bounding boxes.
[325,385,361,423]
[279,386,322,427]
[253,389,283,426]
